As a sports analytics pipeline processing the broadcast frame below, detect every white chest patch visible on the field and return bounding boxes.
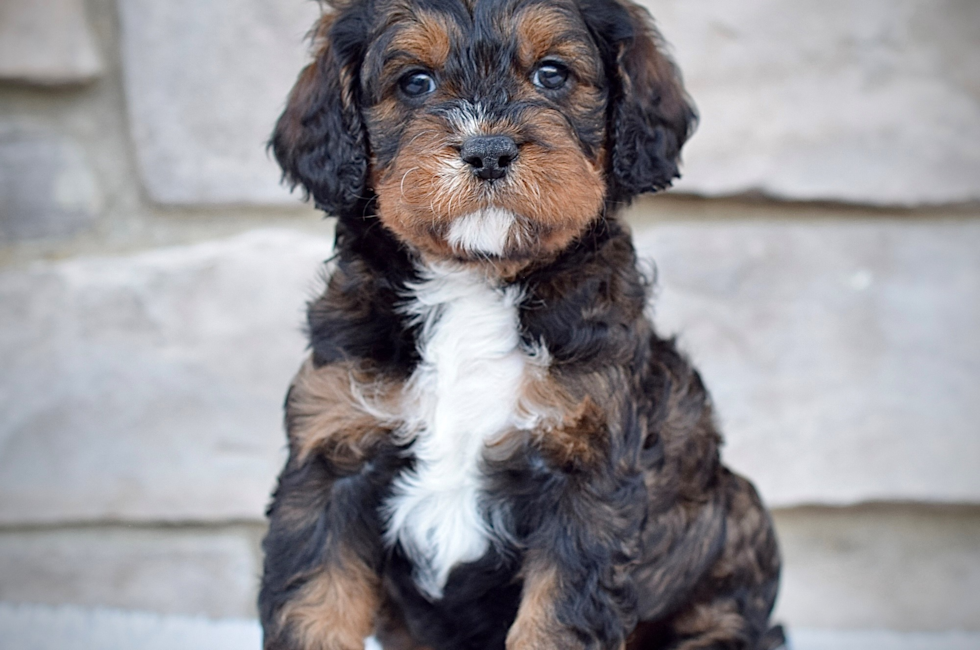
[384,264,532,599]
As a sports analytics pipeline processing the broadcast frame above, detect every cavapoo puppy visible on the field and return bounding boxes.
[259,0,783,648]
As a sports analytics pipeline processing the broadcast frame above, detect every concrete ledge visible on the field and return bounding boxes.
[772,505,980,631]
[1,604,979,650]
[0,604,260,650]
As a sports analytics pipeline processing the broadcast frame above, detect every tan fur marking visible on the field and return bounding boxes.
[278,550,381,650]
[507,564,564,650]
[287,357,400,466]
[517,366,609,470]
[515,6,597,72]
[388,12,453,69]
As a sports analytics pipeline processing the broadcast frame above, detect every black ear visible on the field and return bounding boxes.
[270,9,369,217]
[583,0,697,199]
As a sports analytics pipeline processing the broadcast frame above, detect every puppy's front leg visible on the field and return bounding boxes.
[260,359,402,650]
[507,558,566,650]
[504,463,645,650]
[263,520,380,650]
[507,542,637,650]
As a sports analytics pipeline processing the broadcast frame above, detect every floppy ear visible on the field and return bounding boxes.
[270,11,369,217]
[584,0,697,198]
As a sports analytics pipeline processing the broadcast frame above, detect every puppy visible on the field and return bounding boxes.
[259,0,783,649]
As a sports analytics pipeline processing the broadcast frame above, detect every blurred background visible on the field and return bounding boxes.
[0,0,978,648]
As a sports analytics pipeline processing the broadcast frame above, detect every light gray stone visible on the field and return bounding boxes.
[0,130,101,242]
[773,506,980,631]
[642,0,980,205]
[0,0,102,84]
[117,0,322,204]
[1,218,976,522]
[633,218,980,506]
[0,604,261,650]
[0,229,333,524]
[116,0,980,207]
[0,527,260,618]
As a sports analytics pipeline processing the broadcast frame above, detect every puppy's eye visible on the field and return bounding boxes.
[531,62,569,90]
[399,71,437,97]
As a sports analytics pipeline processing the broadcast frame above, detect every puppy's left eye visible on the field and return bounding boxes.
[399,71,437,97]
[532,62,569,90]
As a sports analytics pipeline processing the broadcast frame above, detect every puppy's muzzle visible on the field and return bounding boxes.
[461,135,519,181]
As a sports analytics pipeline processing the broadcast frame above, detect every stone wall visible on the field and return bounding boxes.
[1,0,978,637]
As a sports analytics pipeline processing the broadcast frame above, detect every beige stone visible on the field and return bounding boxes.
[0,526,261,618]
[633,218,980,506]
[1,218,977,524]
[0,0,102,85]
[642,0,980,205]
[772,505,980,631]
[116,0,980,207]
[0,229,332,524]
[0,130,101,242]
[116,0,321,204]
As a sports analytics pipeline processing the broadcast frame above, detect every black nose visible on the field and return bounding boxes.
[460,136,519,180]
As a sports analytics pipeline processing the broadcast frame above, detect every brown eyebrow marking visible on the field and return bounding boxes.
[514,4,598,73]
[385,11,455,71]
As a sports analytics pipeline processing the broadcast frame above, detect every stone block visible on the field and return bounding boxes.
[0,0,102,85]
[0,526,260,618]
[0,130,101,242]
[1,218,976,523]
[773,506,980,631]
[634,218,980,506]
[641,0,980,205]
[116,0,980,207]
[117,0,321,204]
[0,229,333,524]
[0,604,262,650]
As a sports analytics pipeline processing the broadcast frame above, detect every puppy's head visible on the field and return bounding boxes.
[272,0,695,265]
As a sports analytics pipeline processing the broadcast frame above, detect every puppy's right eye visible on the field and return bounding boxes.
[532,62,569,90]
[399,71,437,97]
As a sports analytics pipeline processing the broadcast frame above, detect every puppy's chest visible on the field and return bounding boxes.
[383,265,538,599]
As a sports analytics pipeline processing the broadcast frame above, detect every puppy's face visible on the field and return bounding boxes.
[364,0,607,262]
[273,0,696,266]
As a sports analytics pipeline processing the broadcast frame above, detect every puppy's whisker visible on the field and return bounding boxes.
[400,167,420,199]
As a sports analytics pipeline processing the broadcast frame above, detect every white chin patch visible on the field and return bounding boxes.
[446,208,517,257]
